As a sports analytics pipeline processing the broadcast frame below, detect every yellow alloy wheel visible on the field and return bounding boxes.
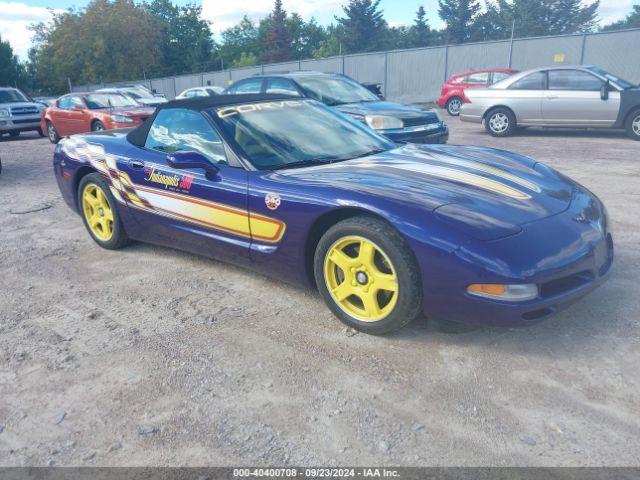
[82,183,114,242]
[324,235,399,322]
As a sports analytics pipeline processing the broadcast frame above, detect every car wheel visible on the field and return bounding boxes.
[91,121,105,132]
[314,216,422,335]
[445,97,463,116]
[625,109,640,141]
[485,107,516,137]
[37,127,45,137]
[9,130,20,138]
[78,173,131,250]
[46,121,60,143]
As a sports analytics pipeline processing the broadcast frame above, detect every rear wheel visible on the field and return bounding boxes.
[485,107,516,137]
[46,121,60,143]
[78,173,130,250]
[445,96,463,116]
[91,120,105,132]
[314,216,422,335]
[625,109,640,141]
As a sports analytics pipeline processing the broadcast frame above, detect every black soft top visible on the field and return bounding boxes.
[126,93,295,147]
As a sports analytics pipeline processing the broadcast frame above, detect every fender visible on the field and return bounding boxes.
[614,88,640,128]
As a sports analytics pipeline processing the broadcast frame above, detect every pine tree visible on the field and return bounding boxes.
[263,0,294,63]
[438,0,481,43]
[410,6,432,47]
[336,0,387,53]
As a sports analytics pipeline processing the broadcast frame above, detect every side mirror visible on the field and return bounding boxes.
[600,80,610,101]
[167,151,219,180]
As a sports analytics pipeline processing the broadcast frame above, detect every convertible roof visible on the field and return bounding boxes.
[126,93,295,147]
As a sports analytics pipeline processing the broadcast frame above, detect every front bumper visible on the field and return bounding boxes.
[381,122,449,144]
[0,116,41,132]
[418,186,613,327]
[459,104,484,124]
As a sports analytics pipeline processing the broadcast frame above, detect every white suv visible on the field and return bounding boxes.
[0,87,45,139]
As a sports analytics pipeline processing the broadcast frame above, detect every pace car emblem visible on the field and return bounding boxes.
[265,192,281,210]
[144,166,193,191]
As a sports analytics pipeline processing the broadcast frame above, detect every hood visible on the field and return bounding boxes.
[276,144,575,241]
[335,101,440,122]
[5,102,42,111]
[138,97,167,106]
[107,106,155,118]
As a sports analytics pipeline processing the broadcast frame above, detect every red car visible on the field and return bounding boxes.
[42,92,154,143]
[438,69,517,116]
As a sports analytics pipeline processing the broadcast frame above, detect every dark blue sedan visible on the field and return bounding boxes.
[225,72,449,145]
[53,94,612,334]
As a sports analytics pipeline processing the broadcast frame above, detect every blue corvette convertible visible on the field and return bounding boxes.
[53,94,613,334]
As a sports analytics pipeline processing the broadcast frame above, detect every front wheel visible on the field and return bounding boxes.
[485,107,517,137]
[9,130,19,138]
[445,96,463,116]
[314,216,423,335]
[77,173,131,250]
[37,127,45,137]
[625,109,640,141]
[46,121,60,143]
[91,120,105,132]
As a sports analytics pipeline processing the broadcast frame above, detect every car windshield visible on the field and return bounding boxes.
[295,76,380,106]
[0,89,29,104]
[84,93,140,109]
[587,67,636,89]
[126,88,155,99]
[213,100,395,170]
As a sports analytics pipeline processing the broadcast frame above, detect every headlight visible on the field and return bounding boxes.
[346,113,365,123]
[365,115,403,130]
[467,283,538,302]
[111,114,133,123]
[0,109,9,118]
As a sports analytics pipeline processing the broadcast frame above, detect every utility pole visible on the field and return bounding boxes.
[508,19,515,68]
[67,77,72,93]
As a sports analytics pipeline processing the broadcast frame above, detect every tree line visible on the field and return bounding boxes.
[1,0,639,95]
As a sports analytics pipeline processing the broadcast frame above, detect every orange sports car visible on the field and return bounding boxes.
[41,92,154,143]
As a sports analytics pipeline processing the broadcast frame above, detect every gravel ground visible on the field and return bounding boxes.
[0,118,638,467]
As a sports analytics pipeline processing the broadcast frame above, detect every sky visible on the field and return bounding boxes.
[0,0,637,60]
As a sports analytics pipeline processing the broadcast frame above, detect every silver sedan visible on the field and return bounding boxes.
[460,66,640,140]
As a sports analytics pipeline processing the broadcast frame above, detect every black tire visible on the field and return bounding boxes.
[314,216,422,335]
[91,120,105,132]
[77,173,131,250]
[625,109,640,141]
[484,107,517,137]
[9,130,19,138]
[37,127,45,137]
[46,121,60,143]
[445,96,463,116]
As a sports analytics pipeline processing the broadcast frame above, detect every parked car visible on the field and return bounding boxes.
[33,96,57,108]
[96,85,167,107]
[42,92,154,143]
[53,94,612,334]
[460,65,640,140]
[438,69,517,116]
[176,86,224,99]
[225,72,449,144]
[0,87,46,139]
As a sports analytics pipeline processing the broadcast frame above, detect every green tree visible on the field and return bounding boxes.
[219,16,260,68]
[336,0,388,53]
[602,4,640,31]
[0,34,20,87]
[142,0,214,76]
[231,52,258,68]
[472,0,599,41]
[288,14,328,59]
[438,0,481,43]
[263,0,294,63]
[29,0,162,93]
[409,6,433,47]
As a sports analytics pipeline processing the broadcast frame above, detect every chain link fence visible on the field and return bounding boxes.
[72,28,640,103]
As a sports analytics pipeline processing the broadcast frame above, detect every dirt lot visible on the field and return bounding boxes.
[0,118,639,467]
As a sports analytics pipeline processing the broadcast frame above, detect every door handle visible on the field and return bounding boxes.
[129,160,145,170]
[546,95,559,100]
